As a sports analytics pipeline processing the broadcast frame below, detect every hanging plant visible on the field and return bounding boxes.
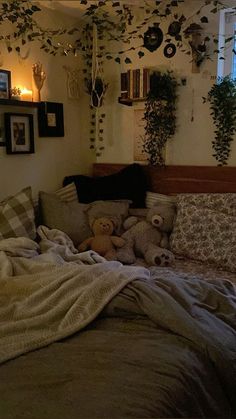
[203,76,236,166]
[83,23,108,157]
[143,71,177,166]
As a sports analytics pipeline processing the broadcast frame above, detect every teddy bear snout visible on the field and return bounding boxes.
[100,223,110,231]
[151,215,163,227]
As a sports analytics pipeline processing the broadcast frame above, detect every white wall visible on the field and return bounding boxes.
[1,1,235,204]
[0,7,94,201]
[98,1,236,167]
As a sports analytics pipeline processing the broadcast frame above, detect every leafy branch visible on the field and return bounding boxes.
[203,76,236,165]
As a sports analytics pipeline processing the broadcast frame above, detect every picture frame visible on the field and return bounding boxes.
[4,113,34,154]
[0,113,5,146]
[0,69,11,99]
[38,101,64,137]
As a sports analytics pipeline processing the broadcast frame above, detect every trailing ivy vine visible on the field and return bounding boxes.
[203,76,236,166]
[143,71,177,166]
[1,1,235,64]
[1,0,236,159]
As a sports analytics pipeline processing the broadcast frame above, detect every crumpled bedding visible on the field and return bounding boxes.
[0,226,149,364]
[0,226,236,418]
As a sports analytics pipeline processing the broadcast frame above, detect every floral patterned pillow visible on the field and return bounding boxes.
[170,194,236,273]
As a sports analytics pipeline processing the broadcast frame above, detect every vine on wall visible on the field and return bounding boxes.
[1,0,236,160]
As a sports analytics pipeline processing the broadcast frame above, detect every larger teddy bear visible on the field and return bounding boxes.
[78,216,126,260]
[117,204,176,267]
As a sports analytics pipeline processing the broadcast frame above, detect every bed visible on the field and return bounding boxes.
[0,164,236,419]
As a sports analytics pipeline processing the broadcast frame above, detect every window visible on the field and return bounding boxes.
[232,23,236,78]
[217,8,236,79]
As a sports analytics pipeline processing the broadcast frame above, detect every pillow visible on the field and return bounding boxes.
[39,191,91,246]
[54,182,78,203]
[175,193,236,216]
[0,187,36,240]
[146,191,176,209]
[85,199,131,234]
[63,164,147,208]
[170,193,236,273]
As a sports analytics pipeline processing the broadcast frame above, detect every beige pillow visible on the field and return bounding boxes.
[170,195,236,273]
[0,187,36,240]
[39,191,91,246]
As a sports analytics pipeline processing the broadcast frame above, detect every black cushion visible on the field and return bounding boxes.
[63,164,147,208]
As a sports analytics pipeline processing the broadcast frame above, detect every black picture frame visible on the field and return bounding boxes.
[38,101,64,137]
[0,69,11,99]
[4,113,34,154]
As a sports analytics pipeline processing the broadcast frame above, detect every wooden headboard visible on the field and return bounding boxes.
[93,163,236,194]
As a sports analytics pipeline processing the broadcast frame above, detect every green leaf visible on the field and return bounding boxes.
[31,5,41,12]
[225,36,234,43]
[138,51,145,58]
[115,57,121,63]
[125,57,132,64]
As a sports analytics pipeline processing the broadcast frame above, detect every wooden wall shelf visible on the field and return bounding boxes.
[0,98,39,108]
[118,97,147,106]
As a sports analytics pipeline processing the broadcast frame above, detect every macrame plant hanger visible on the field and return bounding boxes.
[91,23,105,156]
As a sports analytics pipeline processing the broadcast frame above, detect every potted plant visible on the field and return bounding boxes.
[204,76,236,166]
[143,71,177,166]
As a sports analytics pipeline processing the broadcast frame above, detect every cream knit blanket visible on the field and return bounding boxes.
[0,227,150,363]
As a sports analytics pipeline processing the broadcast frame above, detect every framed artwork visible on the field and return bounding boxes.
[0,69,11,99]
[4,113,34,154]
[0,113,5,146]
[38,101,64,137]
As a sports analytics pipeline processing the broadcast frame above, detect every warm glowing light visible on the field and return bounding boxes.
[18,86,33,101]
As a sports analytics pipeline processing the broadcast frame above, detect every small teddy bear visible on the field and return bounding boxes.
[78,217,126,261]
[116,203,176,267]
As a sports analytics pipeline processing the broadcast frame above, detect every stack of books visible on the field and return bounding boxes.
[120,68,150,100]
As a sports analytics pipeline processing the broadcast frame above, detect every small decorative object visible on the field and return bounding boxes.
[37,102,64,137]
[164,43,176,58]
[63,66,81,99]
[183,23,206,72]
[0,69,11,99]
[4,113,34,154]
[10,87,21,100]
[21,88,33,101]
[32,62,46,102]
[143,71,177,166]
[203,76,236,166]
[143,25,163,52]
[168,21,182,37]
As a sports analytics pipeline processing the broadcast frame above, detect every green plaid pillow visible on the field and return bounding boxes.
[0,187,36,240]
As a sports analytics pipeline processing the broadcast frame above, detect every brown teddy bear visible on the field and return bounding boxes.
[116,203,176,267]
[78,217,126,260]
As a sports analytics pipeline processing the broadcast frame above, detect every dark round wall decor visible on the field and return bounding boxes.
[168,21,181,37]
[164,43,176,58]
[143,25,163,52]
